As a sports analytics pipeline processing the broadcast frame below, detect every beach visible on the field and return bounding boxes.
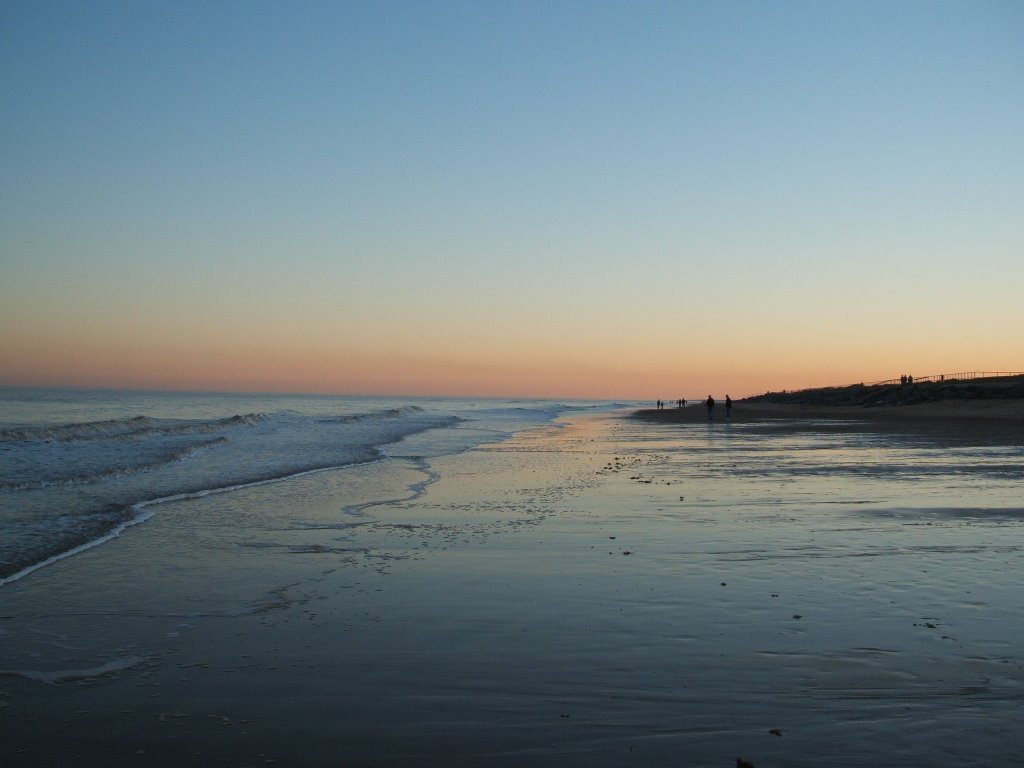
[2,402,1023,766]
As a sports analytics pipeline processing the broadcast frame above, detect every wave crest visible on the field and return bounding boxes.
[0,413,264,443]
[318,405,425,424]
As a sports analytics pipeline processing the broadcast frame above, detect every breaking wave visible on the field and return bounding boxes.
[318,405,425,423]
[0,413,264,443]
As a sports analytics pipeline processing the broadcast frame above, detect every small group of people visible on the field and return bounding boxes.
[899,374,915,385]
[656,395,733,420]
[704,394,732,421]
[654,399,687,409]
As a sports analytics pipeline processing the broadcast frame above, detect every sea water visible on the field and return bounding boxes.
[0,387,622,585]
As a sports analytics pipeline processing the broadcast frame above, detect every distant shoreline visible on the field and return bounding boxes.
[631,395,1024,444]
[635,399,1024,422]
[637,375,1024,429]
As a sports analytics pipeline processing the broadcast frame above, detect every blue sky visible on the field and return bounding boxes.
[2,1,1022,397]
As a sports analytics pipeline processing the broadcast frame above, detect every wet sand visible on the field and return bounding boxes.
[2,410,1023,766]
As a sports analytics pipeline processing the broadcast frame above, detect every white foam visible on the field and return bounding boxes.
[1,655,147,684]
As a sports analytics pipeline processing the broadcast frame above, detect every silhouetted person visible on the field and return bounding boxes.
[907,375,913,385]
[725,394,732,419]
[705,395,715,420]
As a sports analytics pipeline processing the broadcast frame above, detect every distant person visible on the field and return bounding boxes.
[901,375,907,385]
[725,394,732,419]
[907,375,913,385]
[705,395,715,421]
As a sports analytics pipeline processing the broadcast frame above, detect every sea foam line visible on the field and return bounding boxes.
[0,655,148,685]
[0,459,383,588]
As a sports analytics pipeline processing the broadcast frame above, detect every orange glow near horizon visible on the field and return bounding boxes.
[3,324,1018,400]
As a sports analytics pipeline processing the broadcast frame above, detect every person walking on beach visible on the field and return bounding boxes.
[725,394,732,419]
[705,395,715,420]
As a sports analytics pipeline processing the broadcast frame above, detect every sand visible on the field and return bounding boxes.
[2,408,1022,766]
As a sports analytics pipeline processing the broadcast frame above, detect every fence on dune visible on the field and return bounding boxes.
[863,371,1024,387]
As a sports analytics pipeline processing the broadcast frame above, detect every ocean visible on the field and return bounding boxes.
[0,388,622,585]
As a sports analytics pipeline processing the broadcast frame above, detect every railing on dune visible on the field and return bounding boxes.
[864,371,1024,386]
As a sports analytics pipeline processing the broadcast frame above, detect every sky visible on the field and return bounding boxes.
[2,0,1022,399]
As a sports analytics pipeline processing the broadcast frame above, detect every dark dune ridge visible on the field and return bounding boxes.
[745,374,1024,407]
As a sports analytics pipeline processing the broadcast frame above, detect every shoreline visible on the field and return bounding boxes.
[0,459,388,587]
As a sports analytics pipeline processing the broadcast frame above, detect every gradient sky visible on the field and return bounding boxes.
[2,0,1022,399]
